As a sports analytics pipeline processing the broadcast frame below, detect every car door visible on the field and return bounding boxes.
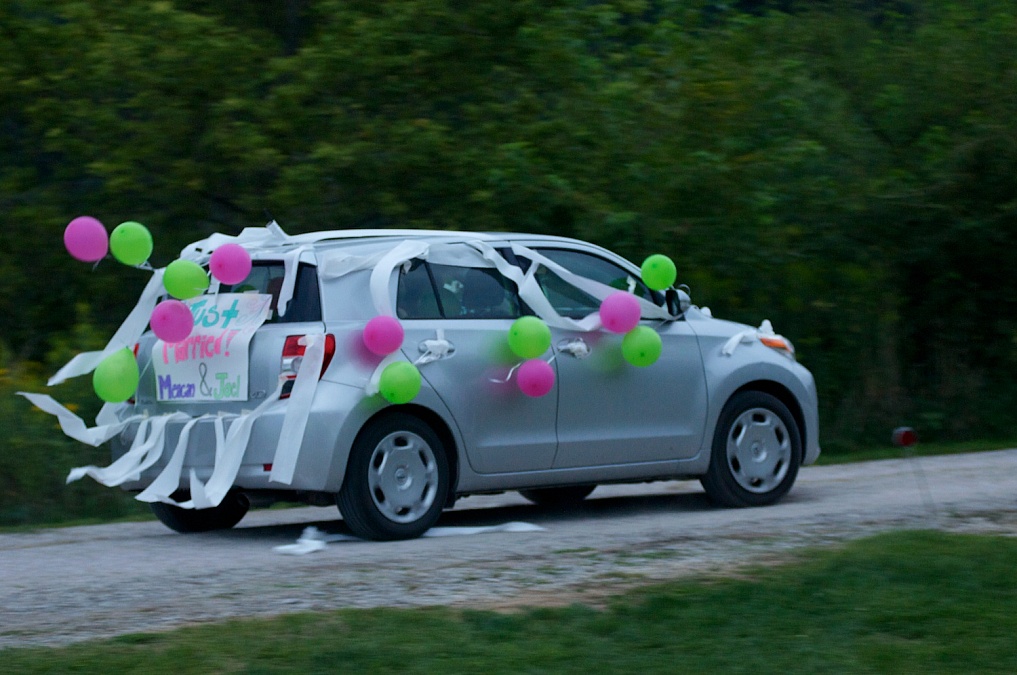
[522,245,708,468]
[396,255,559,474]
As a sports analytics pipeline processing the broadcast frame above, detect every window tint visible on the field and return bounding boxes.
[221,261,321,323]
[397,259,442,319]
[534,267,600,319]
[430,264,521,319]
[536,248,656,303]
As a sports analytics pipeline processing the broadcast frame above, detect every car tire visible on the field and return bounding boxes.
[700,391,802,508]
[337,412,450,541]
[149,489,250,533]
[519,485,596,507]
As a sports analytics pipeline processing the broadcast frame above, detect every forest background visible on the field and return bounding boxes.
[2,0,1015,525]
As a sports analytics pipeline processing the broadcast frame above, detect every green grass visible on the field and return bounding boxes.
[4,530,1017,673]
[815,438,1017,465]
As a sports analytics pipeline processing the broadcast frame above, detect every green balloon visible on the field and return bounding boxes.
[379,361,422,404]
[164,259,209,299]
[92,348,140,403]
[622,326,662,367]
[110,221,153,266]
[507,316,551,359]
[641,254,677,291]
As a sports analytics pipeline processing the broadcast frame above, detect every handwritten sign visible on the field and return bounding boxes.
[153,293,271,402]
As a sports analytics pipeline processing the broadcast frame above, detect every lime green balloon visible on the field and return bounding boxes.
[379,361,422,404]
[641,254,677,291]
[92,348,140,403]
[164,259,209,299]
[110,221,153,266]
[622,326,662,367]
[507,316,551,359]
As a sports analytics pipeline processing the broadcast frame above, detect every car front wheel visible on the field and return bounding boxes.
[337,412,450,541]
[700,391,802,507]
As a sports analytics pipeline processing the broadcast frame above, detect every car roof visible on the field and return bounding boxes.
[182,223,593,263]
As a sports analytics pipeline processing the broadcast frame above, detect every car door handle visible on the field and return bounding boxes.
[418,338,455,362]
[556,338,590,359]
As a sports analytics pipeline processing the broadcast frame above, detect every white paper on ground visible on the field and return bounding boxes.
[273,522,547,554]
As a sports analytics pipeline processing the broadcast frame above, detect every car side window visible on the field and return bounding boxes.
[396,259,442,319]
[536,249,657,303]
[533,267,601,319]
[397,261,521,320]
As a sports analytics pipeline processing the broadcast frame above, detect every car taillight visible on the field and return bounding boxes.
[280,334,336,399]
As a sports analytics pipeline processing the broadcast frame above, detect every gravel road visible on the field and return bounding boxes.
[3,449,1016,649]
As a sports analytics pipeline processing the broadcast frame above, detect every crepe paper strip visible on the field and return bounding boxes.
[180,380,284,509]
[17,392,143,447]
[136,416,208,503]
[65,414,187,487]
[722,319,780,356]
[48,269,167,386]
[414,329,453,366]
[274,521,547,554]
[269,334,326,485]
[368,240,431,317]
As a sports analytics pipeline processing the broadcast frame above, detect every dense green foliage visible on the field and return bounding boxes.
[4,531,1017,671]
[2,1,1015,523]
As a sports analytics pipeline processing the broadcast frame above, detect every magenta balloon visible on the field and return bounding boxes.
[150,299,194,343]
[209,244,252,285]
[64,216,109,262]
[517,359,555,397]
[599,292,641,334]
[363,315,405,355]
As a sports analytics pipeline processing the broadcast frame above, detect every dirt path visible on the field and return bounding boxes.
[2,449,1016,649]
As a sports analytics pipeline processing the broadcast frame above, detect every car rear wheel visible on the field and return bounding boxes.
[149,489,250,533]
[519,485,595,507]
[337,412,449,541]
[701,391,801,507]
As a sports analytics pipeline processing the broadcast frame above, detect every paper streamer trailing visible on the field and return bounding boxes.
[274,522,547,555]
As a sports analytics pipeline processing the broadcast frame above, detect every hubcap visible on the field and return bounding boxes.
[368,431,439,524]
[726,407,791,494]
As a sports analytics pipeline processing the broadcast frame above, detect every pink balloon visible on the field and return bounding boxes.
[64,216,108,262]
[599,292,641,334]
[150,299,194,343]
[363,315,404,355]
[209,243,252,285]
[517,359,555,397]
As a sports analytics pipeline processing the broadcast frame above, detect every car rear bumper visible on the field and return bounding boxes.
[110,380,364,494]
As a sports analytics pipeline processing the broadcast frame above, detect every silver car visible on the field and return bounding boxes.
[112,226,820,540]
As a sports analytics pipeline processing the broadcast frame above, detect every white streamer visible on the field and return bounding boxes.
[274,521,547,554]
[47,269,167,386]
[722,319,777,356]
[270,334,326,485]
[17,393,143,447]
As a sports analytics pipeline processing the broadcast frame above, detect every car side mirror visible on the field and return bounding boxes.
[666,287,691,316]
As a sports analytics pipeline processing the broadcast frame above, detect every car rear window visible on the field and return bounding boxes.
[220,261,322,323]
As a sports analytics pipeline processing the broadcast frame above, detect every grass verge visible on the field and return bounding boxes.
[4,530,1016,673]
[815,438,1017,465]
